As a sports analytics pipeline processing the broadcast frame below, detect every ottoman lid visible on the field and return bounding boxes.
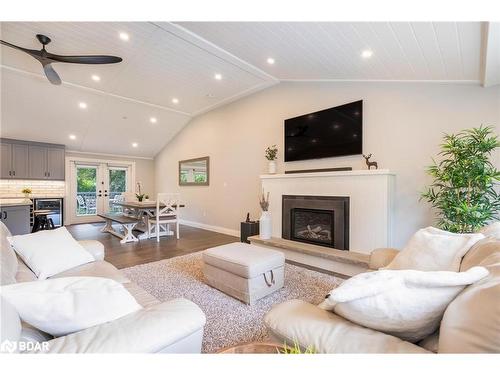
[203,242,285,278]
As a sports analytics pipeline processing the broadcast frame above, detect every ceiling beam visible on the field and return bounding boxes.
[480,22,500,87]
[0,65,193,117]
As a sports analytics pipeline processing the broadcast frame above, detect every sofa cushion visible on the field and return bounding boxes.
[123,282,159,308]
[202,242,285,278]
[19,322,54,345]
[78,240,105,261]
[0,222,18,286]
[50,260,130,283]
[384,227,484,272]
[318,267,488,342]
[1,277,142,337]
[479,221,500,239]
[264,299,429,353]
[439,252,500,353]
[0,296,21,353]
[15,259,37,283]
[418,331,439,353]
[460,238,500,271]
[39,299,206,353]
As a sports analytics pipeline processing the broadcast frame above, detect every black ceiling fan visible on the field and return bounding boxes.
[0,34,123,85]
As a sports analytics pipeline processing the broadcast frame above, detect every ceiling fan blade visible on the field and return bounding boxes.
[43,63,62,85]
[0,40,42,59]
[46,53,122,64]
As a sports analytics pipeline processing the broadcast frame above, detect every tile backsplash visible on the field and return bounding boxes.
[0,180,66,198]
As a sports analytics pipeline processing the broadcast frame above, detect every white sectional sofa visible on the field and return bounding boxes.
[0,222,206,353]
[264,238,500,353]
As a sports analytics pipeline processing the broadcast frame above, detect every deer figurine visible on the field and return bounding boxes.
[363,154,378,170]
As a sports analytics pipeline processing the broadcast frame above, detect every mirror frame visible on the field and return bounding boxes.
[178,156,210,186]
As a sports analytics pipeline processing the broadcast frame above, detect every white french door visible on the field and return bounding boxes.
[68,159,134,224]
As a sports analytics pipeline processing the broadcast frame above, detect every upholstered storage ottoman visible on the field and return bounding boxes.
[202,242,285,305]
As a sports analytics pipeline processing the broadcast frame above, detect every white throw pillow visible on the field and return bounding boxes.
[7,227,94,280]
[384,227,484,271]
[0,277,141,336]
[318,266,488,342]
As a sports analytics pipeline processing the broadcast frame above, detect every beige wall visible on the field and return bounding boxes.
[66,151,155,195]
[155,81,500,247]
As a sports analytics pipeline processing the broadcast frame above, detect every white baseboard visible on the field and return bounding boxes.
[179,219,240,238]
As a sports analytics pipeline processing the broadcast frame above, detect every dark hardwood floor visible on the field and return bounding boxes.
[67,223,238,269]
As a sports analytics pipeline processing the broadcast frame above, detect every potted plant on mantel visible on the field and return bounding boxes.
[421,125,500,233]
[265,145,278,174]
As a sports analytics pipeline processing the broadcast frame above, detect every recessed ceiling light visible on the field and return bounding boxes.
[119,32,129,41]
[267,57,275,65]
[150,117,157,124]
[172,98,179,104]
[132,142,138,148]
[91,74,100,82]
[78,102,87,109]
[361,49,373,59]
[69,134,76,140]
[214,73,222,80]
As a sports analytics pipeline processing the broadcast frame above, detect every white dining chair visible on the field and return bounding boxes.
[112,194,136,217]
[147,193,180,242]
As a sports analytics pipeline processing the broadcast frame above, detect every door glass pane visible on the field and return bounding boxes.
[76,166,97,216]
[109,168,127,213]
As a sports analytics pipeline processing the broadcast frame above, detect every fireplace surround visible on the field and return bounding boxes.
[282,195,349,250]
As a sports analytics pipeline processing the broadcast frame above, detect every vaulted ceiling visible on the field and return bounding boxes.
[1,22,497,157]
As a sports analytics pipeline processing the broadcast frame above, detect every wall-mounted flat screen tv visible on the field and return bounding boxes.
[284,100,363,162]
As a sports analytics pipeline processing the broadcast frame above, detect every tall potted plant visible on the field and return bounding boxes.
[421,126,500,233]
[265,145,278,174]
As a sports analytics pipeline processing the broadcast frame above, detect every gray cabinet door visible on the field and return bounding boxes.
[0,142,12,179]
[0,205,30,235]
[46,147,65,180]
[28,145,48,179]
[11,143,29,179]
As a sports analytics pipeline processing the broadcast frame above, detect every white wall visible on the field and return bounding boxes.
[155,81,500,247]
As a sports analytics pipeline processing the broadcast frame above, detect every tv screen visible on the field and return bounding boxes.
[284,100,363,162]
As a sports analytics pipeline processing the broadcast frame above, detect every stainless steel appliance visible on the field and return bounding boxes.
[33,198,64,227]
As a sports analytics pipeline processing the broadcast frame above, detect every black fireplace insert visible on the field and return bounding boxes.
[282,195,349,250]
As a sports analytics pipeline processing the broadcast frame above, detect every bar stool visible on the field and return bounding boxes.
[32,210,56,233]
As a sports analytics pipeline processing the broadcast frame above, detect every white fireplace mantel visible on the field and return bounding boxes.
[260,169,395,254]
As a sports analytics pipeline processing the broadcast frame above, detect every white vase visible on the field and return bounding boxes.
[259,211,272,239]
[268,160,277,174]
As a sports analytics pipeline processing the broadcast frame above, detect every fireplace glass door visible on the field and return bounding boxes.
[291,208,335,247]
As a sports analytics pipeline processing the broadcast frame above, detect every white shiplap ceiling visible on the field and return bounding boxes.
[0,22,276,157]
[1,22,496,157]
[176,22,484,81]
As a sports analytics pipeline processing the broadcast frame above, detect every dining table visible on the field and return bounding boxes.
[113,200,185,240]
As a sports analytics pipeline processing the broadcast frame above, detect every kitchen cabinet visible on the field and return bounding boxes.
[12,143,29,178]
[0,139,65,181]
[0,142,11,179]
[0,141,29,179]
[28,145,48,179]
[47,147,65,180]
[0,204,30,235]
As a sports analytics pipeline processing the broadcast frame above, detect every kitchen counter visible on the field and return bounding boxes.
[0,198,33,207]
[0,195,64,199]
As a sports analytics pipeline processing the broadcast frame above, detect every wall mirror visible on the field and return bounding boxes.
[179,156,210,186]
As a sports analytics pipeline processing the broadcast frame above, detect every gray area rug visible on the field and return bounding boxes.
[122,252,343,353]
